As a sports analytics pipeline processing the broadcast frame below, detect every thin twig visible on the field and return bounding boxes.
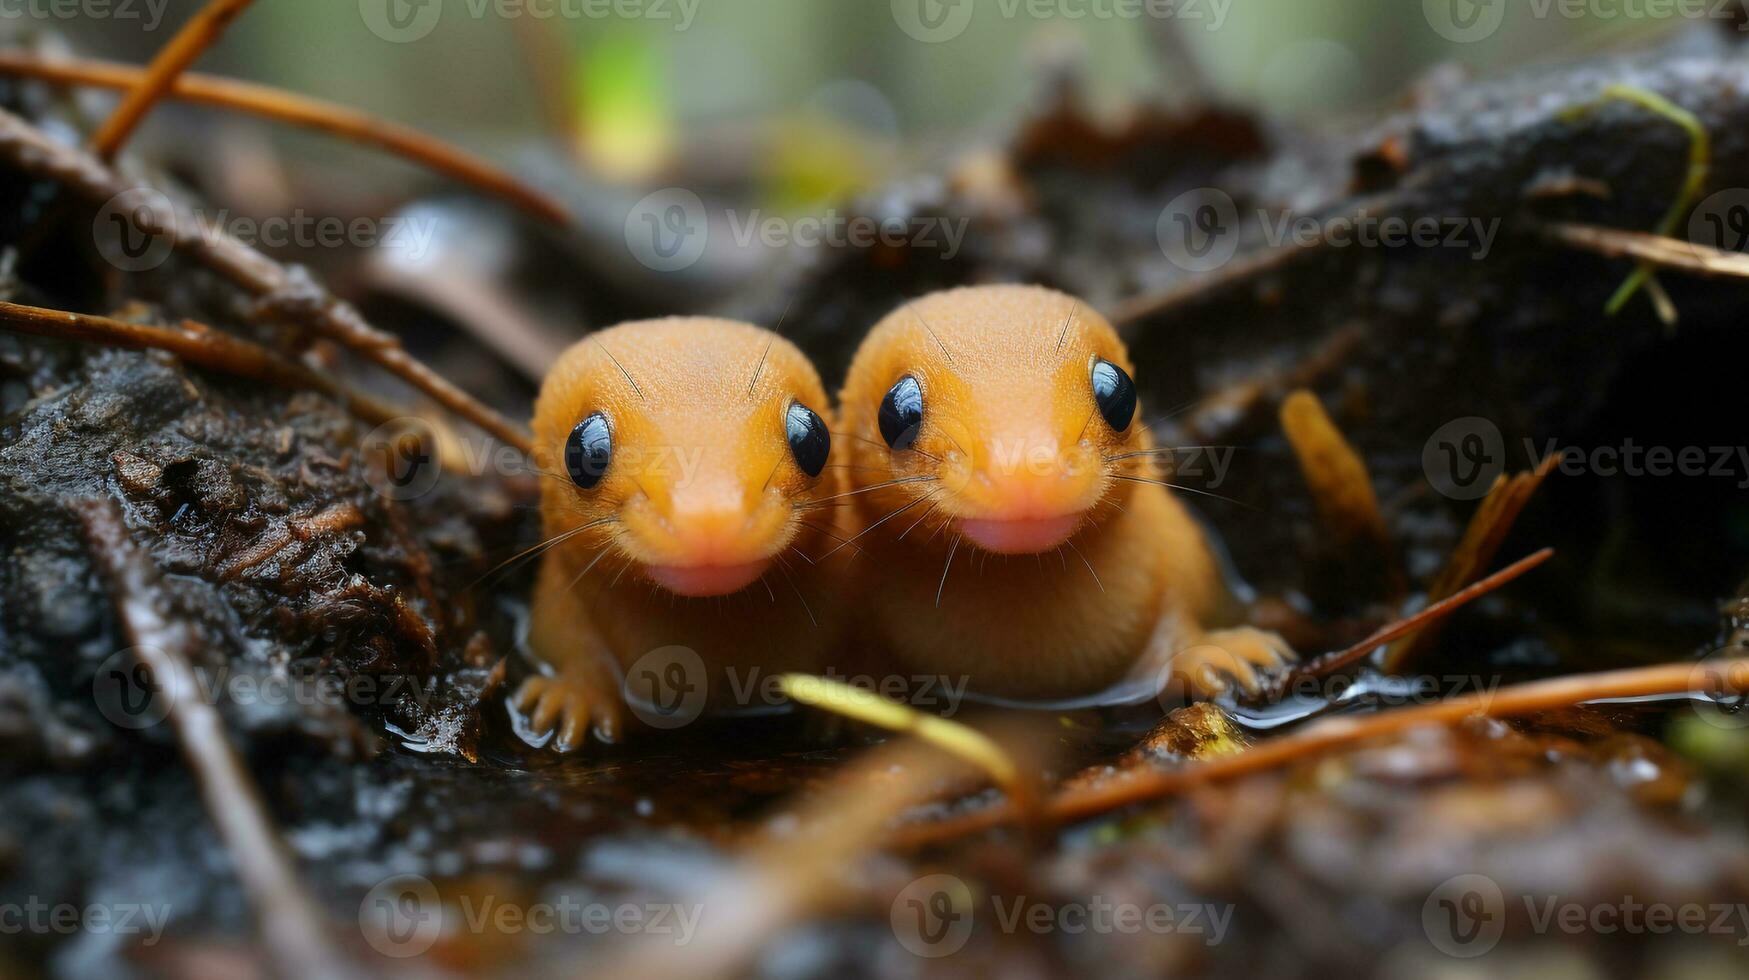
[0,299,403,428]
[73,498,357,980]
[1274,547,1555,692]
[0,107,532,451]
[91,0,258,159]
[893,653,1740,848]
[1539,222,1749,280]
[0,52,568,224]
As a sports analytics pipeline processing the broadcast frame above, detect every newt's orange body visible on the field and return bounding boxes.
[838,285,1292,702]
[518,317,846,750]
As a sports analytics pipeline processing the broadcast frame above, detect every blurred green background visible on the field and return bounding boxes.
[42,0,1707,199]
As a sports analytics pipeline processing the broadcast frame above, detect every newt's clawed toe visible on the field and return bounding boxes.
[1164,628,1297,699]
[511,675,621,752]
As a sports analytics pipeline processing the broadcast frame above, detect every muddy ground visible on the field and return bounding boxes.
[3,23,1749,980]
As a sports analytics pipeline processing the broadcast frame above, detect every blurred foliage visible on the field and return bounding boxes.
[36,0,1710,207]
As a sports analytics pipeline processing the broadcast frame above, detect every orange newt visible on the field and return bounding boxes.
[516,317,846,750]
[836,285,1294,703]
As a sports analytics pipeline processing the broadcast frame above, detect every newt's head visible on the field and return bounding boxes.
[839,285,1149,555]
[531,318,837,597]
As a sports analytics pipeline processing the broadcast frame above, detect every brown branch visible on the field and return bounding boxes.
[91,0,258,159]
[0,52,568,225]
[1540,221,1749,280]
[73,498,357,980]
[0,107,533,452]
[1274,546,1555,692]
[1383,456,1562,673]
[892,653,1737,849]
[0,300,403,429]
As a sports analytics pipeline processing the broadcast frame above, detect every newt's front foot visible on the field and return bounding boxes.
[511,672,623,752]
[1163,628,1296,700]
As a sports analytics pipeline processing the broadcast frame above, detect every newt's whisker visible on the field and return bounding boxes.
[470,516,616,588]
[818,494,931,560]
[1110,475,1252,509]
[773,555,818,629]
[934,534,962,608]
[803,475,936,507]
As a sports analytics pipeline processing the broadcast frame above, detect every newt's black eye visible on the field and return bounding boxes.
[878,375,924,450]
[565,413,613,489]
[1091,358,1136,433]
[786,402,830,478]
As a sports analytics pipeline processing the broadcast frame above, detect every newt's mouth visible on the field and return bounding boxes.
[956,514,1082,554]
[644,560,770,597]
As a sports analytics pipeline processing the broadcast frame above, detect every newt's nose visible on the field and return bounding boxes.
[638,481,776,597]
[957,434,1099,554]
